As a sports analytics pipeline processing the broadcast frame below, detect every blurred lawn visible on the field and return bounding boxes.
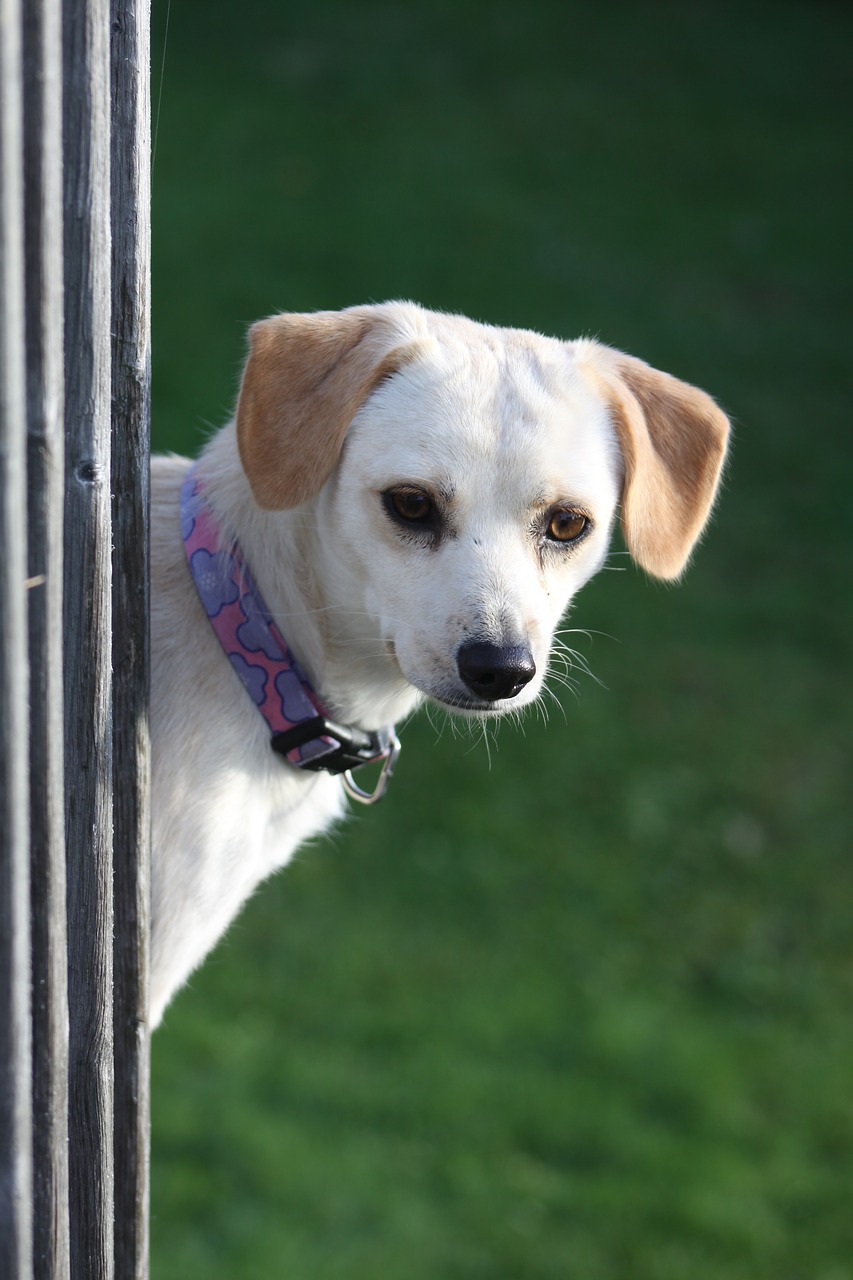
[148,2,853,1277]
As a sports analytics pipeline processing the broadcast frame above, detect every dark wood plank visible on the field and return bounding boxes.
[62,0,115,1274]
[0,0,34,1274]
[23,0,71,1275]
[110,3,152,1278]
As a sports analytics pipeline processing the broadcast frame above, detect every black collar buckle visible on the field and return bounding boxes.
[271,715,401,805]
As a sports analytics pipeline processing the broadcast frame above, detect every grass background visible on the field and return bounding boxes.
[148,2,853,1277]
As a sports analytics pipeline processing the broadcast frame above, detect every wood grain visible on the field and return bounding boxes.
[110,2,152,1277]
[0,0,34,1274]
[24,0,71,1275]
[62,0,115,1274]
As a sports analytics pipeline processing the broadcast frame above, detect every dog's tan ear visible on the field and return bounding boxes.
[236,310,410,509]
[584,348,730,580]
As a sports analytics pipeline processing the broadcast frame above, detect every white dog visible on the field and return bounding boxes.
[149,302,729,1025]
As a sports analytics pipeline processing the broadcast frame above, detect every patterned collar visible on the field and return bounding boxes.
[180,465,400,804]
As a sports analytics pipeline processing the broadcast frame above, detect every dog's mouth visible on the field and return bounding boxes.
[428,688,535,717]
[434,692,496,714]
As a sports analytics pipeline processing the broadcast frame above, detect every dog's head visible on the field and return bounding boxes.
[235,303,729,716]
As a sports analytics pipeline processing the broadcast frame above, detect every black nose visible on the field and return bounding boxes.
[456,641,536,702]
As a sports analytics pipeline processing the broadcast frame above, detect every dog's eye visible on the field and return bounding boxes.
[547,509,589,544]
[386,488,434,524]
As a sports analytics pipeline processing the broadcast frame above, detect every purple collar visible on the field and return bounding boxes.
[180,465,400,804]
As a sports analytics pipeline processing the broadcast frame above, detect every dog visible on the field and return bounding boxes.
[149,301,729,1025]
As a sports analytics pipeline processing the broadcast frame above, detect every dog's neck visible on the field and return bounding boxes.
[194,425,423,732]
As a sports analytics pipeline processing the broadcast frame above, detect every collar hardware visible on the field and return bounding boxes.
[341,726,401,805]
[272,715,391,776]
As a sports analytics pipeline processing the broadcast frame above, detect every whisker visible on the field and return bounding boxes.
[554,625,620,646]
[476,719,493,770]
[542,686,569,725]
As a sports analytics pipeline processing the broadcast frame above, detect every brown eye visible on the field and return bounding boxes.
[389,489,433,523]
[547,509,589,544]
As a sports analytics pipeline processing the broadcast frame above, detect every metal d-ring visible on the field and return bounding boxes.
[342,729,402,805]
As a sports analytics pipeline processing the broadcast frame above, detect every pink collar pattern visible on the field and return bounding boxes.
[180,465,400,798]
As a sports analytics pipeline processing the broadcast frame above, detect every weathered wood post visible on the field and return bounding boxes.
[1,0,151,1274]
[1,0,34,1275]
[62,0,117,1270]
[110,1,152,1276]
[24,0,70,1276]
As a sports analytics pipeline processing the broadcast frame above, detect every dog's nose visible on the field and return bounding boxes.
[456,641,536,702]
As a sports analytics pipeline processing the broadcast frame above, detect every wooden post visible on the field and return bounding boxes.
[3,2,152,1273]
[62,0,116,1274]
[0,0,34,1274]
[110,2,152,1277]
[23,0,71,1275]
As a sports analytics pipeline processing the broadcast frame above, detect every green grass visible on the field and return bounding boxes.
[148,2,853,1276]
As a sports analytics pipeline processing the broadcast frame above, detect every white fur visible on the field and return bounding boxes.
[149,302,722,1025]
